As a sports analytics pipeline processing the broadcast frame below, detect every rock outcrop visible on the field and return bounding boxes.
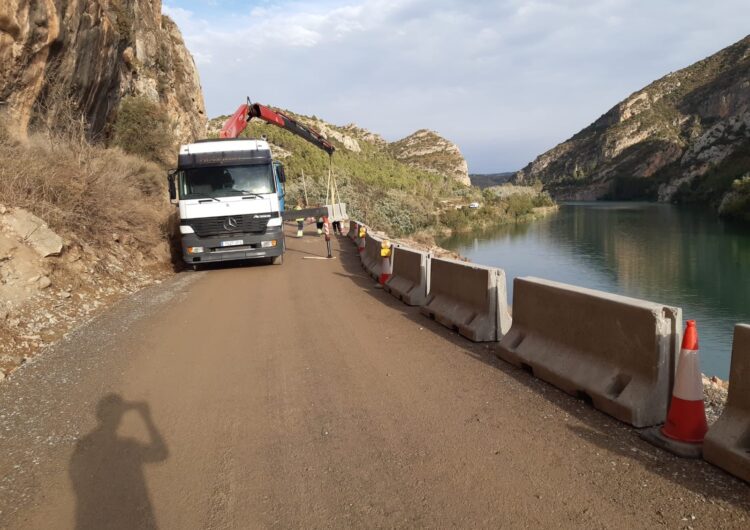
[516,34,750,206]
[0,206,56,313]
[389,129,470,186]
[307,118,361,152]
[0,206,63,258]
[0,0,206,143]
[341,123,387,148]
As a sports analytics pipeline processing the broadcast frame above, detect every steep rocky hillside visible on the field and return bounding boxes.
[516,34,750,217]
[0,0,206,143]
[389,129,471,186]
[208,112,472,235]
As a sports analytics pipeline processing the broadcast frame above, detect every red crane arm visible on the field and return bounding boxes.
[219,101,335,155]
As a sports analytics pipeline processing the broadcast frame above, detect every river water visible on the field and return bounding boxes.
[440,202,750,379]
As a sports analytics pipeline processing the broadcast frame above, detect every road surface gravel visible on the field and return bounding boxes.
[1,225,748,529]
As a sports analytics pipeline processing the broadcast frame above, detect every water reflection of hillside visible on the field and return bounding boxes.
[554,204,750,316]
[442,219,535,247]
[440,202,750,378]
[444,203,750,315]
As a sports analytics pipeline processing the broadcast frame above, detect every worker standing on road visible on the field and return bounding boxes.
[295,201,304,238]
[324,216,333,258]
[315,210,324,236]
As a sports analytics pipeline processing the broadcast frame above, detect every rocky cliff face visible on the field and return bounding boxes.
[389,129,470,186]
[517,35,750,205]
[0,0,205,143]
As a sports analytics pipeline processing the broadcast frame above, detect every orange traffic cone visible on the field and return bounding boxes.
[661,320,708,442]
[641,319,707,458]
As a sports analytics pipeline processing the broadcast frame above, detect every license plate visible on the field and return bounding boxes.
[221,240,244,247]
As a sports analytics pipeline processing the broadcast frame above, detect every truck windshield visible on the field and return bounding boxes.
[180,164,275,199]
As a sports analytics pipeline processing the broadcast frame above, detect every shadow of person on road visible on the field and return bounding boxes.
[69,394,168,530]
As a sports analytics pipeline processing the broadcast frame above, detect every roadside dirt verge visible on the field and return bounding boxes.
[0,205,172,379]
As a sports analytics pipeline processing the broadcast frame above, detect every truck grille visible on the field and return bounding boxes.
[186,213,276,237]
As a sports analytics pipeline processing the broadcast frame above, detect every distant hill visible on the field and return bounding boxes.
[516,34,750,221]
[470,172,516,189]
[388,129,470,186]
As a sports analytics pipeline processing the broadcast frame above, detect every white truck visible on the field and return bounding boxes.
[168,101,335,269]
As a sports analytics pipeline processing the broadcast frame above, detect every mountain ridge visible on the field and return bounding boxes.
[515,34,750,218]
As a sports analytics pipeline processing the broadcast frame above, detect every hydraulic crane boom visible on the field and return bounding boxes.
[220,100,335,155]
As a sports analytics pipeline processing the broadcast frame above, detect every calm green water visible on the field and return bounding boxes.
[440,202,750,379]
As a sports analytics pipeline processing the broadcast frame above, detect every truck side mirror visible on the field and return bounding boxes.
[167,170,178,204]
[278,165,286,184]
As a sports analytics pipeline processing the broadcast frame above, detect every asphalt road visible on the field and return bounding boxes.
[1,225,748,529]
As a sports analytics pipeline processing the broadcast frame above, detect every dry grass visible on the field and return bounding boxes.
[0,112,176,379]
[0,117,171,258]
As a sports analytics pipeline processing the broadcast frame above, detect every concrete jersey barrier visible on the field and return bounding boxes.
[704,324,750,483]
[384,246,430,306]
[361,233,382,280]
[420,257,511,342]
[496,277,681,428]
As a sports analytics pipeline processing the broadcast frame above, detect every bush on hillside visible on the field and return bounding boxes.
[504,193,535,218]
[240,119,470,235]
[283,170,437,236]
[718,175,750,223]
[532,191,555,208]
[113,96,175,164]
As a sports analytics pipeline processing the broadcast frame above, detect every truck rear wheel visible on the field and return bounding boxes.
[272,254,283,265]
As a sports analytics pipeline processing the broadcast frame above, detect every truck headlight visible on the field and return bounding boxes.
[261,240,277,248]
[180,225,195,234]
[187,246,204,254]
[267,217,282,227]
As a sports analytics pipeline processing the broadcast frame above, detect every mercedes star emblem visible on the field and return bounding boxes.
[223,216,238,230]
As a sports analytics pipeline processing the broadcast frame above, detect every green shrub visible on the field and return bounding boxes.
[719,175,750,222]
[440,208,470,231]
[532,192,555,208]
[113,96,175,164]
[505,194,535,218]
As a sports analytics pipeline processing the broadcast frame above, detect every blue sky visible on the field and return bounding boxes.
[163,1,750,173]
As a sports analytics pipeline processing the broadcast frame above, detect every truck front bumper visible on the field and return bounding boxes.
[181,226,284,264]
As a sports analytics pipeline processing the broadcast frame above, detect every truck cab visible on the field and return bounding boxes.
[169,138,286,267]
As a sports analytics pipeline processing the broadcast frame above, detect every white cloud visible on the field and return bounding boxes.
[165,0,750,172]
